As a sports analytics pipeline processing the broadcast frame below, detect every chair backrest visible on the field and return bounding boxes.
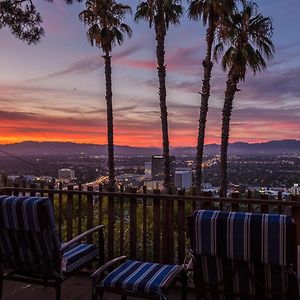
[189,210,297,300]
[0,195,61,278]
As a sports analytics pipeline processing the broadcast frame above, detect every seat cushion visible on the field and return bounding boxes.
[62,243,97,273]
[100,260,181,295]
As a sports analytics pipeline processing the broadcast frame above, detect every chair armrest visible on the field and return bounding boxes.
[91,255,127,283]
[60,224,104,252]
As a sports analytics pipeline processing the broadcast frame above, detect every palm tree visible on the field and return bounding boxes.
[214,1,274,196]
[0,0,45,44]
[79,0,132,188]
[188,0,236,194]
[135,0,183,189]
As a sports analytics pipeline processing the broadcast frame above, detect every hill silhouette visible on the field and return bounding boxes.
[0,140,299,156]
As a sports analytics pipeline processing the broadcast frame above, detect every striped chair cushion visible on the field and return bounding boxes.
[100,260,180,295]
[192,210,295,266]
[62,243,98,273]
[0,196,61,276]
[0,195,58,231]
[194,254,290,300]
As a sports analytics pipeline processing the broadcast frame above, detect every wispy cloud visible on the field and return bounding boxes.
[27,44,141,81]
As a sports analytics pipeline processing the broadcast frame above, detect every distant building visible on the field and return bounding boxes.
[144,180,164,191]
[23,175,35,182]
[58,168,75,182]
[144,162,151,179]
[175,168,192,189]
[151,155,175,182]
[290,184,300,195]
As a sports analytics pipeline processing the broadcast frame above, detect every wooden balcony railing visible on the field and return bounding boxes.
[1,184,300,265]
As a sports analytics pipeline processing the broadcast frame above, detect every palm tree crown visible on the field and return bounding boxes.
[188,0,236,25]
[215,1,275,80]
[80,0,132,54]
[135,0,183,31]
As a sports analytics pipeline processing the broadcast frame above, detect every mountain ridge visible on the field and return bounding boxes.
[0,140,299,156]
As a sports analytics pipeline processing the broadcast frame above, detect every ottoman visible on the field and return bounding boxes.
[92,257,187,300]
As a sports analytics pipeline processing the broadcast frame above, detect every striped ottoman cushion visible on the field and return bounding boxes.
[62,243,97,273]
[100,260,181,295]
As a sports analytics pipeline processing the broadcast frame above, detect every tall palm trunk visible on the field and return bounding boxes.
[103,51,115,188]
[155,20,170,189]
[220,69,239,196]
[195,17,215,194]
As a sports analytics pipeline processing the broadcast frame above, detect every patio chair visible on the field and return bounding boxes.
[0,195,104,300]
[91,256,188,300]
[188,210,299,300]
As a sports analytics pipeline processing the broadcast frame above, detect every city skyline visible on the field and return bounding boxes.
[0,0,299,147]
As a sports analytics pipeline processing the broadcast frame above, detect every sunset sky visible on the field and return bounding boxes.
[0,0,299,147]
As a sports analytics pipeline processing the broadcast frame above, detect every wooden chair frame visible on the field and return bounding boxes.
[0,224,105,300]
[187,214,300,300]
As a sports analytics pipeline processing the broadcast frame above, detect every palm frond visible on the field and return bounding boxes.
[79,0,132,53]
[216,0,274,80]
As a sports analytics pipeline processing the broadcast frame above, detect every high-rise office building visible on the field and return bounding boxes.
[144,162,151,179]
[151,155,176,182]
[175,168,193,189]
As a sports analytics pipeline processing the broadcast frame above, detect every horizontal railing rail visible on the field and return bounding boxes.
[1,185,300,265]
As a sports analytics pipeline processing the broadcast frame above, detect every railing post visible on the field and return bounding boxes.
[142,186,147,261]
[247,190,252,212]
[2,174,7,188]
[67,185,74,241]
[162,187,174,264]
[40,181,45,197]
[87,186,94,243]
[260,193,269,213]
[13,183,19,196]
[119,185,125,256]
[98,184,104,265]
[218,189,224,211]
[153,189,161,263]
[191,187,197,211]
[98,184,103,226]
[22,181,26,196]
[203,191,212,210]
[30,183,36,197]
[177,189,186,264]
[107,186,115,260]
[278,191,283,214]
[129,188,137,260]
[77,184,82,236]
[48,183,54,209]
[231,192,240,212]
[58,182,63,241]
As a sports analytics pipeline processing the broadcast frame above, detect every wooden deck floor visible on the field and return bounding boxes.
[2,273,195,300]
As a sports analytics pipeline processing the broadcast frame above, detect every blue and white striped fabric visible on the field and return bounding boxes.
[191,210,296,299]
[0,196,98,277]
[100,260,179,295]
[0,195,61,276]
[62,243,97,273]
[192,210,294,266]
[195,254,290,300]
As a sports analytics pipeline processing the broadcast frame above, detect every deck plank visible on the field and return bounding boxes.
[2,274,195,300]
